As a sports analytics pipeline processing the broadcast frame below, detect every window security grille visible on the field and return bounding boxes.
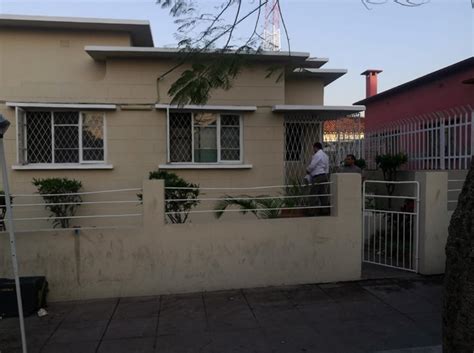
[284,117,323,183]
[168,112,242,163]
[19,111,105,165]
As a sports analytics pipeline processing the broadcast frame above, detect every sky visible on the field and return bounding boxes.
[0,0,472,105]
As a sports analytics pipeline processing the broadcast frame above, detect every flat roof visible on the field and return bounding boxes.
[85,46,329,67]
[155,104,257,112]
[6,102,117,110]
[0,14,154,47]
[272,105,365,120]
[355,57,474,105]
[289,68,347,86]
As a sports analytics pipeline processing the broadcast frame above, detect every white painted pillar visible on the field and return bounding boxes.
[415,171,449,275]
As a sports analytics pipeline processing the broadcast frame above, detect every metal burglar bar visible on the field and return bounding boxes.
[284,115,322,183]
[364,106,473,170]
[362,180,420,272]
[19,110,105,165]
[168,112,242,164]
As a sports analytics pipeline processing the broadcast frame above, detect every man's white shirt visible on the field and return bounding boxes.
[307,149,329,177]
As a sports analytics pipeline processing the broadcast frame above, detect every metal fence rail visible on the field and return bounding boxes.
[448,179,465,209]
[362,180,420,272]
[364,106,473,170]
[2,188,143,233]
[164,182,334,220]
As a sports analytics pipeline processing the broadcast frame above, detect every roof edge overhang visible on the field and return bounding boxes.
[289,68,347,86]
[272,105,365,120]
[6,102,117,110]
[155,104,257,112]
[355,56,474,105]
[85,46,317,64]
[0,14,154,47]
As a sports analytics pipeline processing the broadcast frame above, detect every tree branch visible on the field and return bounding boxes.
[223,0,242,49]
[158,0,269,81]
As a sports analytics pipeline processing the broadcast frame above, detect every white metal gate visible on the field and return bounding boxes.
[362,180,420,272]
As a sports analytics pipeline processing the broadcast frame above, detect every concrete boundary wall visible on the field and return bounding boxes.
[0,174,362,301]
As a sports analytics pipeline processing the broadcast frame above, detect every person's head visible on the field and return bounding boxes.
[344,154,356,166]
[313,142,323,153]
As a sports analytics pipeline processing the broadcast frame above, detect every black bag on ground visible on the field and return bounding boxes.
[0,276,48,318]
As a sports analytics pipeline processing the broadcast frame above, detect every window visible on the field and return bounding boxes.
[284,122,303,161]
[168,112,242,163]
[18,110,106,165]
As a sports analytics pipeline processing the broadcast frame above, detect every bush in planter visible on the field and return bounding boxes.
[375,153,408,208]
[32,178,83,228]
[140,170,200,224]
[355,158,367,170]
[214,181,310,219]
[214,195,285,219]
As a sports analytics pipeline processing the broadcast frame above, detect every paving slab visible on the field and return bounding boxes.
[243,286,293,309]
[155,333,213,353]
[97,337,155,353]
[0,277,443,353]
[204,290,258,332]
[208,329,269,353]
[319,282,377,302]
[362,283,440,314]
[48,319,108,344]
[282,284,333,306]
[41,341,99,353]
[158,293,207,335]
[374,346,442,353]
[62,298,118,323]
[104,317,158,340]
[112,296,160,320]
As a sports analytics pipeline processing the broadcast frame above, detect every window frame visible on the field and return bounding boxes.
[17,108,107,166]
[167,111,243,165]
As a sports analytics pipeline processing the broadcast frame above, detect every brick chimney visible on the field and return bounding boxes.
[361,69,383,98]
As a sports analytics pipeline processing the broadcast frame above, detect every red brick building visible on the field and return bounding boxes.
[355,57,474,170]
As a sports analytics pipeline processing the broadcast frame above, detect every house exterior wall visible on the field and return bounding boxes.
[0,28,132,102]
[285,76,324,105]
[0,26,291,199]
[0,174,362,301]
[364,67,474,132]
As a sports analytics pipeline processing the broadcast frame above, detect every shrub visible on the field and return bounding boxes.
[375,153,408,208]
[355,158,367,170]
[143,170,200,224]
[32,178,83,228]
[214,181,310,219]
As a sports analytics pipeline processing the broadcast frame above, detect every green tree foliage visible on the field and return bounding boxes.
[32,178,83,228]
[156,0,429,105]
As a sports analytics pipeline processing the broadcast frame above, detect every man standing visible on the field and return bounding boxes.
[306,142,330,215]
[339,154,362,174]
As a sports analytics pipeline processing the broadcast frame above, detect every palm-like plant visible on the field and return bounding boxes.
[213,181,311,219]
[214,195,287,219]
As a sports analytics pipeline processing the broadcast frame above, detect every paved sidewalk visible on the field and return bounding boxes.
[0,276,443,353]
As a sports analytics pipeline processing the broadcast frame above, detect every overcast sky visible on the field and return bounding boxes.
[1,0,472,105]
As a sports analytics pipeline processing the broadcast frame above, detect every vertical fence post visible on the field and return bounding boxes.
[414,171,449,275]
[142,179,165,232]
[440,117,446,170]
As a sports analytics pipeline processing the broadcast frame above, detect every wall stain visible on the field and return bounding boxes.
[74,233,81,285]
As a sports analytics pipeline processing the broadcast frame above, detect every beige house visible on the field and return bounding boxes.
[0,14,364,196]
